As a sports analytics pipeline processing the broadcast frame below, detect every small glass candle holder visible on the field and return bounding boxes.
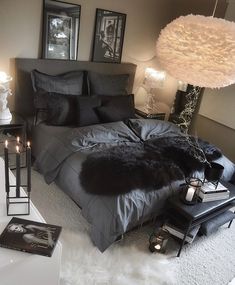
[186,177,202,196]
[149,228,169,254]
[181,177,202,205]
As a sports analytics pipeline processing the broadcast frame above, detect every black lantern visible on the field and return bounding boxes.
[149,227,169,253]
[181,177,202,205]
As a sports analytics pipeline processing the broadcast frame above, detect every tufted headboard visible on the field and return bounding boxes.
[11,58,137,117]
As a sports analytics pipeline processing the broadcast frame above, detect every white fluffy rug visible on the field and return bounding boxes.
[27,169,235,285]
[60,230,173,285]
[28,169,174,285]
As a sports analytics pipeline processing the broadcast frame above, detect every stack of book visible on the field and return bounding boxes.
[198,182,230,202]
[163,223,200,243]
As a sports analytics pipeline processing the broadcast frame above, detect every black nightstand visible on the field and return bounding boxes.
[0,112,26,168]
[135,107,165,120]
[167,181,235,257]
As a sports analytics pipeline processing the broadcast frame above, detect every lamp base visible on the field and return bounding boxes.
[145,92,158,114]
[0,109,12,124]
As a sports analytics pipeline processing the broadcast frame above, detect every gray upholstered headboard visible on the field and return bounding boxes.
[11,58,137,117]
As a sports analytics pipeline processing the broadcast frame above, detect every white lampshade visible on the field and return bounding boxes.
[0,71,12,123]
[156,15,235,88]
[0,72,12,84]
[144,68,166,88]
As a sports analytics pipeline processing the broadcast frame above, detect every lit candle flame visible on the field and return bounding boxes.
[154,244,161,250]
[17,137,20,143]
[16,145,20,153]
[5,140,8,148]
[27,141,30,148]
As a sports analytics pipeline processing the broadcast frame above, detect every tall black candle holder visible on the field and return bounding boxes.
[4,139,31,216]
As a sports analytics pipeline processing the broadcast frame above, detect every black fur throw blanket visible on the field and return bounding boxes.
[80,136,222,196]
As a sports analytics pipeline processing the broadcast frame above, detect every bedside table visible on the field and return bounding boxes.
[135,107,165,120]
[0,112,26,168]
[167,181,235,257]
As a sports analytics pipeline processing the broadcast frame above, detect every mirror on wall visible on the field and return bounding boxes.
[42,0,81,60]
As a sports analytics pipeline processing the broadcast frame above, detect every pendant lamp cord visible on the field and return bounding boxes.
[212,0,219,17]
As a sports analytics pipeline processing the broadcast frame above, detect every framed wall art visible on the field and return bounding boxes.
[92,9,126,63]
[42,0,81,60]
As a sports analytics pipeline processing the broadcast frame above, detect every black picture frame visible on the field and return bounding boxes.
[92,9,126,63]
[42,0,81,60]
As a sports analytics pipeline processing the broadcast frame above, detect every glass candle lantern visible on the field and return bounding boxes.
[186,177,202,196]
[180,177,202,205]
[149,228,169,253]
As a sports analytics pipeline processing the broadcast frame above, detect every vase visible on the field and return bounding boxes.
[204,162,224,188]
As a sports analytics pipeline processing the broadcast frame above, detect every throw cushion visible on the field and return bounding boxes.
[96,95,135,123]
[77,96,102,126]
[46,93,78,126]
[31,69,84,109]
[87,71,129,95]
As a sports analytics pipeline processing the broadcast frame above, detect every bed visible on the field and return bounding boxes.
[12,58,235,252]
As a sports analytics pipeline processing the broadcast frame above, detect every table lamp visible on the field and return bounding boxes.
[143,67,165,114]
[0,71,12,124]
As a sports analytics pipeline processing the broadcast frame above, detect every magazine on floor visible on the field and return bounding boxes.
[0,217,62,257]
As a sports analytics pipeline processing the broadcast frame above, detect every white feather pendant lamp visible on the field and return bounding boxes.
[156,14,235,88]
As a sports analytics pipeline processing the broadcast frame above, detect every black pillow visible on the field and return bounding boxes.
[96,95,135,123]
[31,69,84,109]
[87,71,129,95]
[77,96,102,126]
[46,93,78,126]
[33,89,49,110]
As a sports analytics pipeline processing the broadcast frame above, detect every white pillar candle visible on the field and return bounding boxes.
[185,187,195,202]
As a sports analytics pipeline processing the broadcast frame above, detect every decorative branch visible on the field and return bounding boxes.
[182,134,211,166]
[175,86,201,133]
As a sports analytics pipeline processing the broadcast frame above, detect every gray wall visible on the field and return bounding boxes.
[166,0,227,18]
[196,0,235,162]
[191,115,235,163]
[199,0,235,130]
[0,0,173,111]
